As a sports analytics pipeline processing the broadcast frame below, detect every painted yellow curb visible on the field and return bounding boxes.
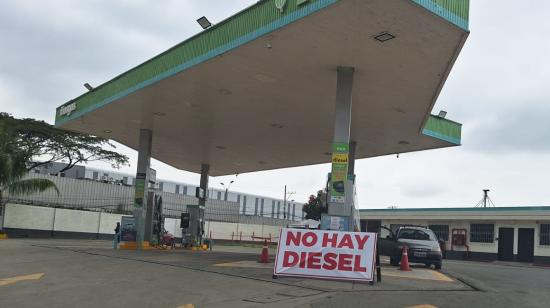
[119,242,138,250]
[119,241,154,250]
[0,273,44,287]
[0,233,8,240]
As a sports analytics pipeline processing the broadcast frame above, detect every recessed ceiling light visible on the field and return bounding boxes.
[398,140,410,145]
[197,16,212,29]
[258,161,267,165]
[215,146,226,150]
[104,130,112,134]
[270,123,284,129]
[153,112,166,117]
[374,31,395,42]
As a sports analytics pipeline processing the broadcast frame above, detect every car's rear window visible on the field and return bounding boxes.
[398,229,436,241]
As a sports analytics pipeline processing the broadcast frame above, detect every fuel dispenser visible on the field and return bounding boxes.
[144,192,163,244]
[180,204,205,247]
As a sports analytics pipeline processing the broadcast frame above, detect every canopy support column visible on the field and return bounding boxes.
[199,164,209,207]
[348,141,357,176]
[326,67,356,231]
[134,129,152,250]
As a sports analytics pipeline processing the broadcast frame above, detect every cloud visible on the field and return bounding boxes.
[400,182,446,198]
[0,0,257,121]
[2,0,550,209]
[465,103,550,154]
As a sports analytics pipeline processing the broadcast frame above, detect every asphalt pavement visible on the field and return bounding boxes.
[1,239,549,307]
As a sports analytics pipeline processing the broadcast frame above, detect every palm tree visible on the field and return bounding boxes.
[0,125,58,206]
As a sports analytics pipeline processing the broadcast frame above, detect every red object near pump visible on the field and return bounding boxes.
[399,245,412,271]
[451,228,470,258]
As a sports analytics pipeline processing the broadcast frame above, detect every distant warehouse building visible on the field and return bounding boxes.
[29,162,305,220]
[360,207,550,265]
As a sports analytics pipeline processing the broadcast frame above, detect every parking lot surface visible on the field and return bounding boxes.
[1,239,549,307]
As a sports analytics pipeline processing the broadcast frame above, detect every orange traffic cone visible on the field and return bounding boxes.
[400,245,412,271]
[259,239,269,263]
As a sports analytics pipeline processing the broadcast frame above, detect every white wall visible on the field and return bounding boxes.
[3,203,284,242]
[53,208,100,233]
[4,204,55,230]
[98,212,124,234]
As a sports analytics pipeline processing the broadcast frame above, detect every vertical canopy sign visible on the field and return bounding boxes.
[330,143,349,203]
[274,228,377,282]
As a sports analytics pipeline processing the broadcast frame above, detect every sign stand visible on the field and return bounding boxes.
[370,248,382,285]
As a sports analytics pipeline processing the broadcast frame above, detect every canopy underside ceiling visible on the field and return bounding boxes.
[56,0,468,175]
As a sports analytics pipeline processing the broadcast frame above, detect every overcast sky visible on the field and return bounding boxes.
[2,0,550,209]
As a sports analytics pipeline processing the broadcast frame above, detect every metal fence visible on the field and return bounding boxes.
[4,173,292,227]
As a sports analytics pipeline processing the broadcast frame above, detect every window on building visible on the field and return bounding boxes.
[217,191,222,200]
[470,223,495,243]
[429,224,450,241]
[541,224,550,246]
[158,182,164,191]
[175,185,180,194]
[277,201,281,219]
[254,198,259,215]
[237,194,241,204]
[292,204,296,220]
[93,171,99,180]
[183,186,188,195]
[271,200,275,218]
[123,176,129,185]
[242,196,247,214]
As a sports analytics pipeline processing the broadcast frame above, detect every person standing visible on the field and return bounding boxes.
[113,222,121,249]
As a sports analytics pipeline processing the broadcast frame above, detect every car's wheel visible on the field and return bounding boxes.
[434,263,442,270]
[390,257,399,266]
[425,263,432,268]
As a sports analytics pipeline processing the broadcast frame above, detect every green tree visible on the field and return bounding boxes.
[0,113,129,173]
[0,121,58,204]
[0,113,129,204]
[302,190,327,221]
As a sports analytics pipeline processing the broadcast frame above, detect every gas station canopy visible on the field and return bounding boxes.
[55,0,469,176]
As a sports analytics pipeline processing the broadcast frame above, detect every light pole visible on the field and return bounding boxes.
[283,185,295,220]
[220,174,238,201]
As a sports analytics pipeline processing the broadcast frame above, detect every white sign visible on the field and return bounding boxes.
[329,216,342,231]
[59,102,76,117]
[274,228,377,282]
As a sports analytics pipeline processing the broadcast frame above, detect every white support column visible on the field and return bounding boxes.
[134,129,152,249]
[332,67,355,143]
[327,66,355,231]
